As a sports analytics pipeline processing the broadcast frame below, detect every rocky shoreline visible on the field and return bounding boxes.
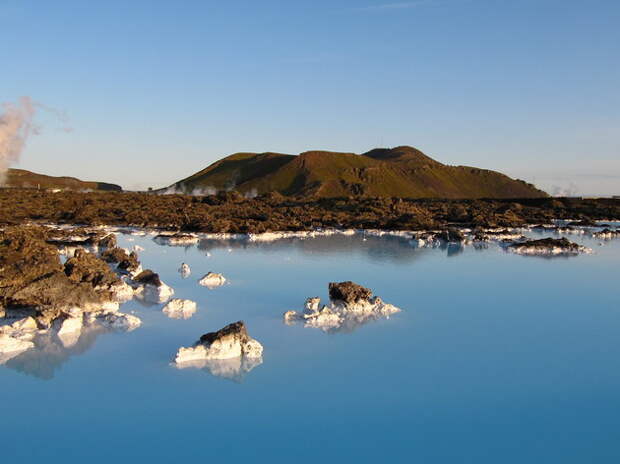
[1,216,616,375]
[0,225,172,361]
[1,190,619,233]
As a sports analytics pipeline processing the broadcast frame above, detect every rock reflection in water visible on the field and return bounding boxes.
[3,325,109,380]
[174,356,263,383]
[196,234,431,264]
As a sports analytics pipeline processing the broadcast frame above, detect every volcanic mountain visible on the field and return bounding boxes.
[168,146,547,198]
[3,168,122,192]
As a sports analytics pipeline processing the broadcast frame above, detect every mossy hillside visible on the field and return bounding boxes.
[173,146,547,199]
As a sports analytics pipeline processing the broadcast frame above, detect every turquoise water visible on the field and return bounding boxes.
[2,227,620,463]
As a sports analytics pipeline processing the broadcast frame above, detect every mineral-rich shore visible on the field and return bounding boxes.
[1,190,619,233]
[0,224,171,360]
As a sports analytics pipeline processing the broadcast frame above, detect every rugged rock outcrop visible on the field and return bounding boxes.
[100,247,141,275]
[0,227,123,317]
[328,281,373,305]
[174,321,263,364]
[285,282,401,333]
[0,225,141,361]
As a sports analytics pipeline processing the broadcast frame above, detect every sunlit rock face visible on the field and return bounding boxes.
[284,281,401,333]
[174,321,263,365]
[163,299,197,320]
[198,272,226,289]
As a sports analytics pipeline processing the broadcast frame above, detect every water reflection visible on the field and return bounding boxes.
[196,234,434,264]
[174,356,263,383]
[3,325,109,380]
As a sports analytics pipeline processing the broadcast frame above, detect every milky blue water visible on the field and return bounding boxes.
[2,226,620,463]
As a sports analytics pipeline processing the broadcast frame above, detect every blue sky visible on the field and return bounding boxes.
[1,0,618,194]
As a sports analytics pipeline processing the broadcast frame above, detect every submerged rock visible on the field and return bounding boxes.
[507,237,591,256]
[162,298,197,319]
[198,272,226,288]
[174,321,263,364]
[178,263,191,278]
[285,282,401,333]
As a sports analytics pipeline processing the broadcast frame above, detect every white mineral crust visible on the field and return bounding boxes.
[163,299,197,319]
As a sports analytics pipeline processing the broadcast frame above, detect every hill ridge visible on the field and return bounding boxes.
[3,168,122,192]
[168,146,547,199]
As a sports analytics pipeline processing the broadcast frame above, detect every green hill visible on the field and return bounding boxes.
[169,146,547,199]
[3,168,122,192]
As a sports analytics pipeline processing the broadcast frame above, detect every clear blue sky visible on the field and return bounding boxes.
[1,0,618,194]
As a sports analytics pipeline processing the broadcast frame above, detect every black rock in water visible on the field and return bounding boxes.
[328,281,373,304]
[199,321,250,346]
[508,237,581,251]
[133,269,162,287]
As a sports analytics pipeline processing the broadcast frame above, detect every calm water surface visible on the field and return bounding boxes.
[2,226,620,463]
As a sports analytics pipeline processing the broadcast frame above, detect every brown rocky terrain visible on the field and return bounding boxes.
[1,190,618,233]
[0,226,125,323]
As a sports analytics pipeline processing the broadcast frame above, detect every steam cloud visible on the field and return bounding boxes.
[0,97,36,184]
[551,182,579,197]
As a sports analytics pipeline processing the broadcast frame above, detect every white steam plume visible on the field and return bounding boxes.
[0,97,36,184]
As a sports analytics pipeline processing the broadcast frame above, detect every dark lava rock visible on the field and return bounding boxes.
[0,226,63,293]
[508,237,582,251]
[64,248,121,289]
[2,190,620,234]
[100,247,129,263]
[0,226,119,318]
[118,251,140,273]
[98,233,117,249]
[199,320,250,346]
[100,247,140,273]
[133,269,162,287]
[328,281,373,304]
